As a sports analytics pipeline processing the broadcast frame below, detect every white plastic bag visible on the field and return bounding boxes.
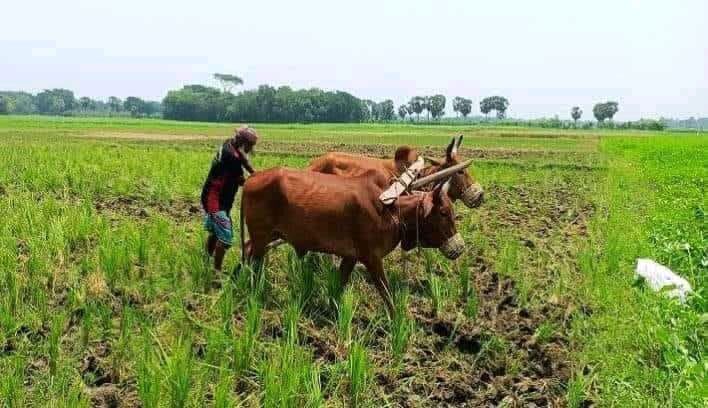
[635,258,693,303]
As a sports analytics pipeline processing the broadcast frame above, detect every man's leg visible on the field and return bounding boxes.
[206,234,217,256]
[213,241,227,272]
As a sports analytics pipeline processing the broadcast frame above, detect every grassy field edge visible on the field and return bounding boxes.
[568,135,706,406]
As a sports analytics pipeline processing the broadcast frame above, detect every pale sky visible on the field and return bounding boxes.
[1,0,706,120]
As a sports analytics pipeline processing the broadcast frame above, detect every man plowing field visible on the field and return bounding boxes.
[201,125,258,274]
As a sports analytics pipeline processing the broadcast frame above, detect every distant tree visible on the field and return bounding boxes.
[454,97,473,118]
[408,96,424,121]
[480,96,509,119]
[108,96,123,112]
[364,100,377,121]
[422,96,431,121]
[428,95,446,119]
[378,100,395,122]
[571,106,582,124]
[78,96,97,111]
[459,98,472,118]
[36,89,75,115]
[480,99,492,119]
[593,101,619,122]
[398,104,408,120]
[452,97,462,117]
[124,96,146,117]
[0,92,35,114]
[213,73,243,93]
[0,96,9,114]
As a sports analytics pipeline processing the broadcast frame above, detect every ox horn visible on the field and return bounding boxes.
[409,159,472,190]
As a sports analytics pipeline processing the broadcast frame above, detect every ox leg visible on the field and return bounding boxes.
[339,257,356,288]
[364,259,394,314]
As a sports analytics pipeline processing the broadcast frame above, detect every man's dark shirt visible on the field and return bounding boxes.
[201,141,246,214]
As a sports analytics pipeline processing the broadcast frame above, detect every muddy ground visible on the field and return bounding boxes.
[81,169,594,407]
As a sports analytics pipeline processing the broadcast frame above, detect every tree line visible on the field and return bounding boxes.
[0,75,674,130]
[0,89,161,117]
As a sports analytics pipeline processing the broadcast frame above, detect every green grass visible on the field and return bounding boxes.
[0,116,704,406]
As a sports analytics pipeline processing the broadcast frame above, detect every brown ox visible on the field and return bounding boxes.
[308,135,484,208]
[242,168,463,311]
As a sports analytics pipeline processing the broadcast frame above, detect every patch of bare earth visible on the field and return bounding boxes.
[343,178,593,406]
[93,195,201,222]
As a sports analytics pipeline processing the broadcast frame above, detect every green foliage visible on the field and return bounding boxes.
[163,84,367,123]
[234,297,262,376]
[480,96,509,119]
[390,290,414,362]
[571,106,582,123]
[337,288,357,345]
[397,104,408,120]
[407,96,425,120]
[165,338,193,408]
[347,342,370,407]
[592,101,619,122]
[453,96,473,118]
[427,94,447,119]
[213,72,244,93]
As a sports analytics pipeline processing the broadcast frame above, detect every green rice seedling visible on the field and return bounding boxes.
[187,249,212,292]
[80,301,94,348]
[337,288,357,345]
[217,283,235,333]
[390,290,414,363]
[99,242,130,288]
[136,337,161,408]
[497,235,519,277]
[423,249,436,275]
[534,322,557,345]
[165,338,193,408]
[233,297,261,377]
[48,312,65,377]
[473,334,510,367]
[3,270,18,316]
[135,229,150,269]
[111,305,134,381]
[235,261,268,303]
[347,342,370,407]
[458,261,471,301]
[205,329,231,368]
[1,356,25,407]
[464,287,480,321]
[306,363,325,408]
[427,273,446,317]
[566,373,590,408]
[323,257,343,310]
[286,250,316,307]
[261,341,321,408]
[0,300,17,340]
[213,368,235,408]
[284,299,302,347]
[95,301,113,341]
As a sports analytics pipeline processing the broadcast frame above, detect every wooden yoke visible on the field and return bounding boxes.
[379,156,425,205]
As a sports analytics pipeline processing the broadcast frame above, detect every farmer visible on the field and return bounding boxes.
[201,125,257,273]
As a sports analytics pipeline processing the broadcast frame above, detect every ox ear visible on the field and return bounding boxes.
[445,137,457,161]
[456,134,464,150]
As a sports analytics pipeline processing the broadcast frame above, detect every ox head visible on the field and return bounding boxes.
[426,135,484,208]
[404,180,465,260]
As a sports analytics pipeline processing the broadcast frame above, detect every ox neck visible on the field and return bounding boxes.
[395,194,425,227]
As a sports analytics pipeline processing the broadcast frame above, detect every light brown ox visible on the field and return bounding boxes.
[242,168,464,311]
[308,135,484,208]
